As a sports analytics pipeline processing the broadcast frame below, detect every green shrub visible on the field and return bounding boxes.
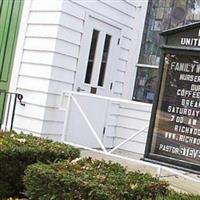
[156,191,200,200]
[0,132,80,198]
[24,158,169,200]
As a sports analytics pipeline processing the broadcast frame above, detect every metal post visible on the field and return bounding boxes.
[156,166,162,179]
[61,93,71,142]
[5,93,12,131]
[0,92,6,130]
[10,94,17,131]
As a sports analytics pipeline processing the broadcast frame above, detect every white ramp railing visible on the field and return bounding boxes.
[60,91,148,154]
[60,91,200,185]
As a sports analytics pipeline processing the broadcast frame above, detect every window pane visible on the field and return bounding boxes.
[133,67,158,103]
[84,29,99,84]
[98,34,111,86]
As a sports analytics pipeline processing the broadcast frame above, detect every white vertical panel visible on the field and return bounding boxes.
[13,0,63,135]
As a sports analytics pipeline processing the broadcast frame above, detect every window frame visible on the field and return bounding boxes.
[132,63,159,103]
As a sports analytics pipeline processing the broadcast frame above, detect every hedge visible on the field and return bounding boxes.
[156,191,200,200]
[24,158,169,200]
[0,132,80,198]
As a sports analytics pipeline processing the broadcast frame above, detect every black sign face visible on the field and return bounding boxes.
[146,52,200,171]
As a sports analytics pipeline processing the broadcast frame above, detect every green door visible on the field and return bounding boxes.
[0,0,24,125]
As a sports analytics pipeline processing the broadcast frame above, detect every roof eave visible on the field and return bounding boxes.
[160,21,200,36]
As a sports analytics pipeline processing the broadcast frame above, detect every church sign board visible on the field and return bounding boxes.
[144,22,200,172]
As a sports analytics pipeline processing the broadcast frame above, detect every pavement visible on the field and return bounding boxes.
[80,149,200,195]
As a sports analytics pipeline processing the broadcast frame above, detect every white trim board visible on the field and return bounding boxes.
[9,0,32,93]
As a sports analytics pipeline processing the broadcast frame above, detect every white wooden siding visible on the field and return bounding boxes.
[60,0,142,97]
[40,0,147,138]
[22,51,54,65]
[13,0,149,151]
[30,0,63,11]
[28,11,61,24]
[114,102,152,154]
[123,0,148,98]
[14,0,63,134]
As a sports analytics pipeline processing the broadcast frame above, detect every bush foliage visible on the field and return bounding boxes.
[156,191,200,200]
[2,133,200,200]
[24,158,169,200]
[0,132,80,198]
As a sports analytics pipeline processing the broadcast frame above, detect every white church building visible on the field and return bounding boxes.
[3,0,152,155]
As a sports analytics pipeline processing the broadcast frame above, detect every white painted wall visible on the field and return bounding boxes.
[114,102,152,154]
[11,0,150,154]
[13,0,63,137]
[102,0,150,153]
[123,0,149,99]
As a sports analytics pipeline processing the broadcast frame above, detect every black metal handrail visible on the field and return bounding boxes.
[0,90,25,131]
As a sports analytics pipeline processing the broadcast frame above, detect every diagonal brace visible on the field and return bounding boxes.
[109,124,149,153]
[71,96,107,153]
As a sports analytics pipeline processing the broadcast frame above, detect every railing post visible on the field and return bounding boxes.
[10,94,17,131]
[61,93,71,142]
[0,91,25,131]
[156,166,162,179]
[5,93,12,131]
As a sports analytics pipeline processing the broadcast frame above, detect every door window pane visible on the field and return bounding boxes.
[133,67,158,103]
[98,34,111,86]
[84,29,99,84]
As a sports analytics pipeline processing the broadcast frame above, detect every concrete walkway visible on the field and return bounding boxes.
[81,149,200,195]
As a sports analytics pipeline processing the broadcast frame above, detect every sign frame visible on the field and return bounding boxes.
[144,22,200,173]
